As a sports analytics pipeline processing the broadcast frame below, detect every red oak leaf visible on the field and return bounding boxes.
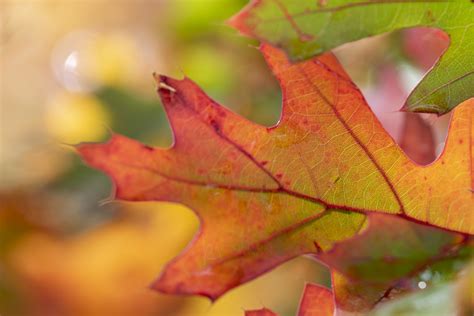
[77,44,473,299]
[298,284,334,316]
[245,283,334,316]
[245,308,277,316]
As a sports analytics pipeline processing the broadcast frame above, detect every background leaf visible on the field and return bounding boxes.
[231,0,474,114]
[245,283,334,316]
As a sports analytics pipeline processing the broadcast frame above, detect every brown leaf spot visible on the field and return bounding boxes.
[210,119,221,132]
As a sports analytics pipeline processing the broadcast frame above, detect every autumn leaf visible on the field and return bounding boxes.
[248,213,470,315]
[319,213,466,313]
[245,262,472,316]
[245,308,277,316]
[330,271,389,314]
[245,283,334,316]
[297,284,334,316]
[77,44,473,300]
[230,0,474,114]
[320,214,463,284]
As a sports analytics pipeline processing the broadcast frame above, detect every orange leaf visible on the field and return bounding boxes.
[297,284,334,316]
[245,308,277,316]
[245,284,334,316]
[78,44,473,299]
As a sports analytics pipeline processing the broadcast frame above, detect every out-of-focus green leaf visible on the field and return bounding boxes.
[318,214,466,314]
[231,0,474,114]
[369,244,473,316]
[319,214,463,284]
[370,282,457,316]
[172,0,246,40]
[412,241,473,285]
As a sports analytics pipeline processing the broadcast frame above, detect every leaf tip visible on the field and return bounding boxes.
[399,102,410,113]
[245,307,278,316]
[227,0,261,36]
[154,73,177,93]
[402,98,449,117]
[149,276,220,302]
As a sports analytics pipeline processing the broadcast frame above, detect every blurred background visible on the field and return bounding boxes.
[0,0,456,315]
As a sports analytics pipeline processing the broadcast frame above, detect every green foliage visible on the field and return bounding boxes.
[231,0,474,114]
